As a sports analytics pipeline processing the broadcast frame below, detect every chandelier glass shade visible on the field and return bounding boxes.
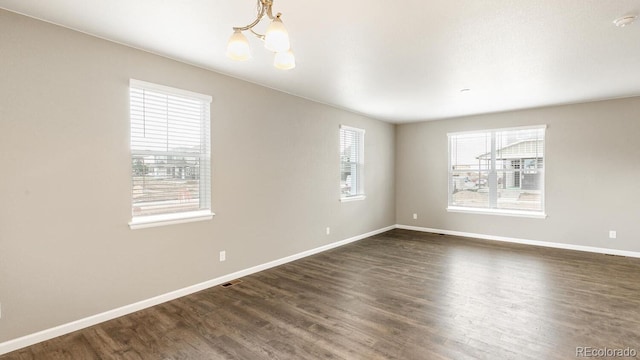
[226,30,251,61]
[226,0,295,69]
[274,49,295,70]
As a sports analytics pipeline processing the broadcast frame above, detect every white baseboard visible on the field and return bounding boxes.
[396,224,640,258]
[0,225,395,356]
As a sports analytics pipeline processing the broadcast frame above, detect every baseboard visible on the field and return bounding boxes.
[396,224,640,258]
[0,225,395,356]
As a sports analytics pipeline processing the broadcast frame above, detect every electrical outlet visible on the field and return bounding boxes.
[326,227,331,235]
[609,231,617,239]
[219,251,226,262]
[413,213,418,220]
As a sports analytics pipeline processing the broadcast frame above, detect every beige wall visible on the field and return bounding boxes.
[396,97,640,252]
[0,10,395,342]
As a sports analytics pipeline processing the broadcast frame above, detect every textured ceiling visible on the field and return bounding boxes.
[1,0,639,123]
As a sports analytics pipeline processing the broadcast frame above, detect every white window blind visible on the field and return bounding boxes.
[340,125,365,200]
[129,80,212,224]
[448,125,545,217]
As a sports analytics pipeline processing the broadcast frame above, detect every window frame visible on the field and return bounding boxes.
[447,125,547,219]
[128,79,214,229]
[339,125,366,202]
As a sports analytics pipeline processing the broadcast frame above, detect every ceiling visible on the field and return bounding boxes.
[1,0,639,123]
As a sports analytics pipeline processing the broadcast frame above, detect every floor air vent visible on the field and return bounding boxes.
[221,279,243,288]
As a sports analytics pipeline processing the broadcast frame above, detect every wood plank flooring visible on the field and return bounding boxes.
[3,229,640,359]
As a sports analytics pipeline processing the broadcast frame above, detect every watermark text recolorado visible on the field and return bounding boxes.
[576,347,637,358]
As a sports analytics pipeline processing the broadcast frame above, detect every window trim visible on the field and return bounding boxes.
[129,210,215,230]
[340,195,366,203]
[447,125,547,218]
[447,206,547,219]
[128,79,213,229]
[130,79,212,103]
[339,125,366,201]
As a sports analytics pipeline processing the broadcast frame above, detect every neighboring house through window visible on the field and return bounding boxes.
[129,79,213,229]
[448,125,546,218]
[340,125,365,201]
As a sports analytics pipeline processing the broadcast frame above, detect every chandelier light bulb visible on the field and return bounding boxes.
[226,30,251,61]
[264,17,290,53]
[274,50,296,70]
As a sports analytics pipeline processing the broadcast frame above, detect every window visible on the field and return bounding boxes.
[340,125,365,201]
[129,79,213,229]
[448,125,546,218]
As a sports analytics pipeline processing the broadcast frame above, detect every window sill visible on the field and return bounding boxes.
[129,210,215,230]
[447,206,547,219]
[340,195,366,202]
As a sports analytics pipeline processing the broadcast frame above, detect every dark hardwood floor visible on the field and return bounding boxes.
[3,229,640,359]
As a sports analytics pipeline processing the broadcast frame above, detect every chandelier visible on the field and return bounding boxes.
[226,0,295,70]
